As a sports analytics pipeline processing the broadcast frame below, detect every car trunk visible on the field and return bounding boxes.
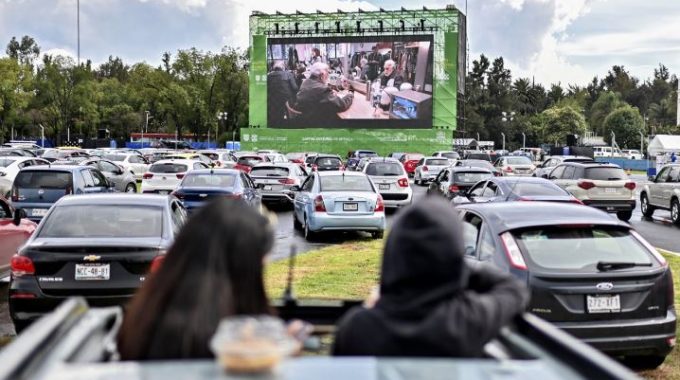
[581,180,633,200]
[178,188,236,202]
[370,176,401,192]
[508,165,534,175]
[322,192,375,215]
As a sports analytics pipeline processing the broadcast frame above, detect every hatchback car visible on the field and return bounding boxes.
[250,163,308,205]
[11,166,113,222]
[8,194,185,332]
[427,167,494,200]
[399,153,425,177]
[80,158,138,193]
[103,153,149,181]
[454,177,580,205]
[493,156,536,177]
[0,198,36,279]
[457,202,675,369]
[640,164,680,224]
[172,169,262,212]
[413,157,451,185]
[548,162,635,221]
[534,156,594,179]
[310,155,344,172]
[292,171,386,240]
[141,159,209,194]
[362,158,412,208]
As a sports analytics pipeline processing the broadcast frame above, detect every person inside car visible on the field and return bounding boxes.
[117,199,278,360]
[332,197,529,357]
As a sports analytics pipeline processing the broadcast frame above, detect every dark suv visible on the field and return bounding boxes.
[311,155,344,172]
[11,166,113,222]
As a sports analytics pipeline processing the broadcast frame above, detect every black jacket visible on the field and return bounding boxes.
[294,78,353,125]
[332,197,529,357]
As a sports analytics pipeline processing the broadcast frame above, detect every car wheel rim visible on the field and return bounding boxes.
[127,186,135,193]
[673,203,679,221]
[642,197,647,213]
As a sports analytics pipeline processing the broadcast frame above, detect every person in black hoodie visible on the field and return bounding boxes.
[332,197,529,357]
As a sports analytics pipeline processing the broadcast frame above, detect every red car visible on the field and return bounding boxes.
[400,153,425,177]
[0,197,36,278]
[234,155,267,173]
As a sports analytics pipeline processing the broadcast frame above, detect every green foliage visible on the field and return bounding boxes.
[603,105,645,148]
[589,92,625,136]
[534,106,587,145]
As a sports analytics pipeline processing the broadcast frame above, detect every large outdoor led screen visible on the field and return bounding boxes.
[266,36,434,129]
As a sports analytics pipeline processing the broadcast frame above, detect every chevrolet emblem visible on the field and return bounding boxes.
[83,255,101,262]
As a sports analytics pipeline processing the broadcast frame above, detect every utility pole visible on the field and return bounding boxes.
[143,111,150,148]
[522,132,526,149]
[38,124,45,148]
[77,0,80,66]
[501,132,506,152]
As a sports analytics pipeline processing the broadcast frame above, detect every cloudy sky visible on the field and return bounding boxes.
[1,0,679,86]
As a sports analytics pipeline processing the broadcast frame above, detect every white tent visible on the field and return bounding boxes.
[647,135,680,157]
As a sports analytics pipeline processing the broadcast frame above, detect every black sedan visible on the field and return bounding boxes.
[171,169,262,212]
[427,167,494,200]
[457,201,675,369]
[8,194,186,332]
[453,177,580,205]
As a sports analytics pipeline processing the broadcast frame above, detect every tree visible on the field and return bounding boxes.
[534,106,587,145]
[602,105,645,148]
[589,92,624,135]
[0,58,34,142]
[6,35,40,67]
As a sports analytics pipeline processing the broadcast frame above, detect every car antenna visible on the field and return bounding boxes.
[282,243,297,305]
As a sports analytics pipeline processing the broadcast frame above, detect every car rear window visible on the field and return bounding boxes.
[150,163,188,173]
[506,157,532,165]
[511,182,568,196]
[513,227,652,272]
[316,157,341,167]
[358,151,378,158]
[366,162,403,176]
[440,152,459,159]
[237,157,264,166]
[585,167,626,181]
[104,155,126,162]
[454,172,493,183]
[251,167,290,177]
[15,171,72,189]
[181,173,236,188]
[425,159,449,166]
[0,158,18,167]
[38,205,163,238]
[405,154,424,161]
[320,175,374,192]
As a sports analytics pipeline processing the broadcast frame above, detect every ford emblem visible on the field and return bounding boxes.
[38,189,44,195]
[596,282,614,291]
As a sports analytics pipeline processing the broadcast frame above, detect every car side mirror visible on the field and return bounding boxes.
[648,176,656,182]
[13,208,27,226]
[290,185,301,192]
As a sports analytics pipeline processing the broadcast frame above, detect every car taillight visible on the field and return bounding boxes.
[314,195,326,212]
[278,178,295,185]
[397,178,409,187]
[624,182,636,190]
[577,181,595,190]
[500,232,527,270]
[422,166,429,172]
[11,255,35,277]
[10,292,36,299]
[504,166,513,173]
[176,173,185,179]
[448,185,459,193]
[225,193,243,200]
[150,255,165,273]
[143,173,154,179]
[375,195,385,212]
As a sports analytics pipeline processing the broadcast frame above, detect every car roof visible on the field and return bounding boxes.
[20,165,84,172]
[55,194,170,207]
[316,170,366,177]
[366,157,400,163]
[459,202,627,232]
[253,163,299,168]
[152,159,196,165]
[188,169,240,175]
[561,161,620,168]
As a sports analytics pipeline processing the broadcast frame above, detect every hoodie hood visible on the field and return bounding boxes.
[377,197,467,315]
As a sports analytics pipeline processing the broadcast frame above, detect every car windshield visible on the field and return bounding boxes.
[366,162,403,176]
[320,175,374,192]
[251,167,290,177]
[150,163,188,173]
[454,172,493,183]
[181,173,236,187]
[316,157,341,166]
[358,152,378,158]
[104,155,127,162]
[513,227,653,272]
[510,182,568,196]
[14,171,72,189]
[425,159,450,166]
[238,157,263,166]
[440,152,459,159]
[506,157,532,165]
[0,158,18,167]
[585,167,626,181]
[38,205,163,238]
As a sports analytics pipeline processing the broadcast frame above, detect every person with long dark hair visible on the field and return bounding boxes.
[117,199,275,360]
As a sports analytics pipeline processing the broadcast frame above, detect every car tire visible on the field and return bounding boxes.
[640,193,655,218]
[672,199,680,225]
[624,355,666,370]
[293,212,302,230]
[617,210,633,222]
[372,231,384,239]
[125,183,137,193]
[304,215,316,241]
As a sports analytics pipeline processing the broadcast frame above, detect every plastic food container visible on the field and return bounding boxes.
[210,316,298,374]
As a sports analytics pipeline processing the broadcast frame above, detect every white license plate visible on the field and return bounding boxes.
[31,208,48,217]
[263,185,272,191]
[75,264,110,281]
[604,188,617,193]
[587,294,620,313]
[343,203,358,211]
[158,190,169,195]
[379,184,390,190]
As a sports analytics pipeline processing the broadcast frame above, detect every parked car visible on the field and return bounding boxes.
[386,152,406,161]
[455,159,503,177]
[413,157,451,185]
[256,149,279,155]
[8,194,185,332]
[0,148,36,157]
[0,198,36,279]
[431,151,460,161]
[171,169,262,212]
[534,156,594,179]
[493,156,537,177]
[427,167,494,200]
[309,154,344,172]
[640,164,680,224]
[80,158,138,193]
[292,171,386,241]
[457,201,675,369]
[264,153,288,163]
[548,162,635,221]
[399,153,425,177]
[233,155,267,173]
[362,158,412,208]
[162,153,213,167]
[103,153,149,181]
[453,177,580,205]
[622,149,643,160]
[0,157,50,197]
[593,146,623,158]
[141,159,209,194]
[464,151,493,162]
[40,149,90,163]
[346,150,378,171]
[250,163,308,205]
[11,166,113,222]
[285,152,308,165]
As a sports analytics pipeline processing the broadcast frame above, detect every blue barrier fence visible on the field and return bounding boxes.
[594,158,653,171]
[125,141,225,150]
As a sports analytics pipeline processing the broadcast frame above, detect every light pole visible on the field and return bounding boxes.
[217,111,228,148]
[38,124,45,147]
[142,111,151,148]
[522,132,526,149]
[501,133,506,152]
[501,111,514,151]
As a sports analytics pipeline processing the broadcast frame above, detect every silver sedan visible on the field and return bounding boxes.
[80,158,138,193]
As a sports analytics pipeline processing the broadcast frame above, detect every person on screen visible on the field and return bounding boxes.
[366,46,380,81]
[378,59,404,89]
[294,62,353,124]
[267,62,298,125]
[310,47,322,64]
[332,197,529,357]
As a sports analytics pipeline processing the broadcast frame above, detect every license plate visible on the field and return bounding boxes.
[343,203,358,211]
[263,185,272,191]
[31,208,48,217]
[587,294,620,313]
[158,190,169,195]
[75,263,110,281]
[604,188,617,193]
[379,184,390,190]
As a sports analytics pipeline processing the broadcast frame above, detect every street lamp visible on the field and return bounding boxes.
[501,111,514,152]
[143,111,151,148]
[522,132,526,149]
[217,111,228,148]
[501,133,506,152]
[38,124,45,148]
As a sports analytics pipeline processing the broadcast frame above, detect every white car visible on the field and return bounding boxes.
[413,157,451,185]
[103,153,149,181]
[266,153,288,163]
[493,156,536,177]
[0,157,50,196]
[362,158,412,208]
[622,149,643,160]
[141,159,210,194]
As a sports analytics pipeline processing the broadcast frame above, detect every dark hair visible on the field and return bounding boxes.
[117,199,275,360]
